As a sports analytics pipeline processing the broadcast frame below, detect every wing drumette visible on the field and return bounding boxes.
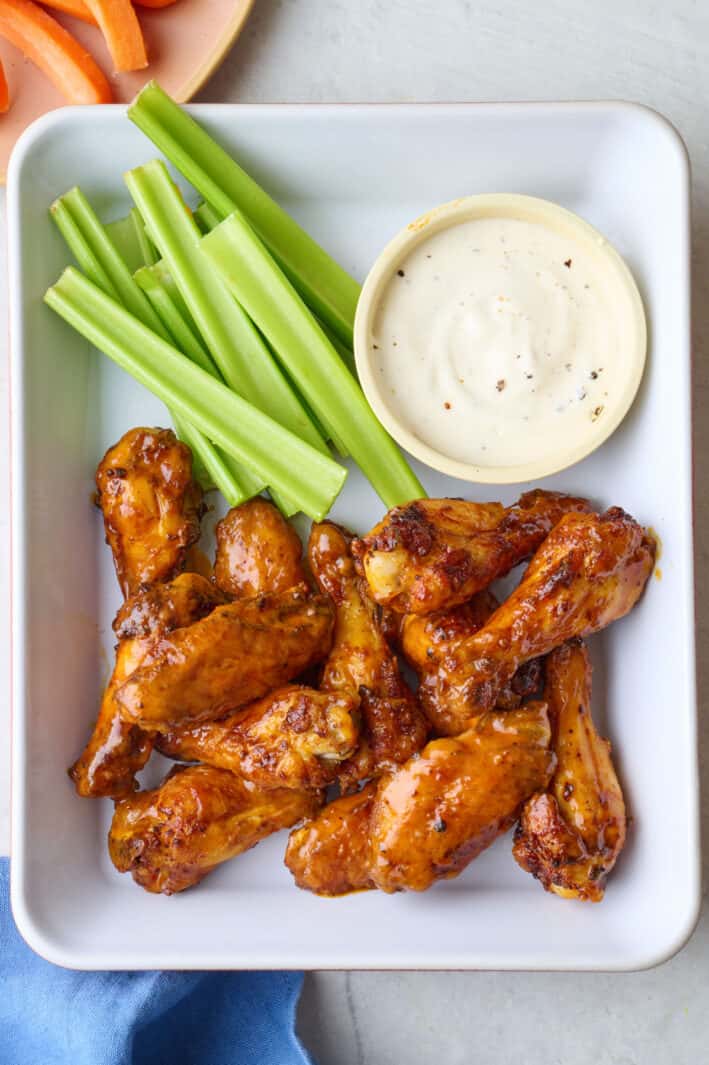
[512,640,626,901]
[96,427,203,598]
[309,521,428,790]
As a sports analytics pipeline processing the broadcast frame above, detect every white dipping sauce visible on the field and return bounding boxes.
[370,216,624,468]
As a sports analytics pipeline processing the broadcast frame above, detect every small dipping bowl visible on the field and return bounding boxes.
[354,194,647,484]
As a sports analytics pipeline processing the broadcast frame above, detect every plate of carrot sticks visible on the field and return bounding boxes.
[0,0,253,181]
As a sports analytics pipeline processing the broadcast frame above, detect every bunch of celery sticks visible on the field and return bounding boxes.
[45,82,424,521]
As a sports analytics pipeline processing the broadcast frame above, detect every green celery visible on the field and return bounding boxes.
[130,207,159,266]
[124,161,327,460]
[194,201,221,234]
[128,82,360,346]
[186,180,353,454]
[134,265,216,375]
[51,189,263,503]
[202,213,424,508]
[45,269,347,520]
[105,214,145,274]
[172,413,253,506]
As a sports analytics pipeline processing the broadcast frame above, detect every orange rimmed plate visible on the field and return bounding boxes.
[0,0,254,182]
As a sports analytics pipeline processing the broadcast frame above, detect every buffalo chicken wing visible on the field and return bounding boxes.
[155,685,359,791]
[96,427,203,597]
[308,521,427,789]
[512,640,626,901]
[352,489,591,614]
[109,763,322,894]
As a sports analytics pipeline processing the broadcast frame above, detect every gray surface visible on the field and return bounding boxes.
[201,3,709,1062]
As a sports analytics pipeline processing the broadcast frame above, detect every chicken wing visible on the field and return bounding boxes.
[69,573,223,798]
[512,640,626,901]
[369,703,555,893]
[308,522,428,789]
[352,489,591,614]
[115,585,334,731]
[285,782,378,896]
[109,764,321,894]
[155,685,360,791]
[400,591,542,733]
[213,499,305,598]
[415,507,655,734]
[96,427,203,597]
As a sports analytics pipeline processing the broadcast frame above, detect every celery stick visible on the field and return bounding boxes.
[51,199,118,295]
[134,266,216,375]
[45,269,347,520]
[51,190,264,503]
[130,207,159,267]
[128,82,360,346]
[105,214,145,274]
[51,188,168,339]
[186,179,354,453]
[125,161,327,459]
[202,214,424,508]
[194,201,221,234]
[172,413,252,506]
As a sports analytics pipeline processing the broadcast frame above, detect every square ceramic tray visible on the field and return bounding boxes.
[8,101,697,970]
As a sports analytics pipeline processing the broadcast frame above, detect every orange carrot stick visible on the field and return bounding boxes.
[133,0,178,7]
[82,0,147,72]
[0,57,8,113]
[40,0,97,25]
[0,0,111,103]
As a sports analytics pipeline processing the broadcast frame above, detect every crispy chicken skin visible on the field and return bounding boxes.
[155,685,360,791]
[115,584,334,731]
[369,703,555,893]
[214,499,305,598]
[418,508,656,734]
[109,764,322,894]
[285,782,378,896]
[513,641,626,901]
[69,573,222,799]
[308,522,428,788]
[96,427,203,597]
[399,591,542,731]
[352,490,591,615]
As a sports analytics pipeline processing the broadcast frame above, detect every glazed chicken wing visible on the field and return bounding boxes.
[115,585,334,731]
[512,640,626,901]
[399,591,542,732]
[155,685,360,791]
[352,489,591,614]
[96,427,203,597]
[419,507,655,734]
[109,763,321,894]
[369,703,555,893]
[309,522,428,789]
[69,572,223,799]
[213,499,305,598]
[285,782,378,896]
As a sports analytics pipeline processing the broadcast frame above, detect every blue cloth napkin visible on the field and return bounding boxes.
[0,859,312,1065]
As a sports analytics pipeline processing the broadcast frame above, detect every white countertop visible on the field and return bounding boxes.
[2,0,708,1059]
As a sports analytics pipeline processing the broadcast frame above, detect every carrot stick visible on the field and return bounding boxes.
[40,0,97,24]
[82,0,147,72]
[0,0,111,104]
[0,57,8,113]
[134,0,178,7]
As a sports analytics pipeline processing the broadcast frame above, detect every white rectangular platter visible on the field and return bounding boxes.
[8,102,697,970]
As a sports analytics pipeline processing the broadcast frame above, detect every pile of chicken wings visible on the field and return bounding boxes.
[71,426,656,902]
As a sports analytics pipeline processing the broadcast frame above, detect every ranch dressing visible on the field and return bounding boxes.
[370,216,625,468]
